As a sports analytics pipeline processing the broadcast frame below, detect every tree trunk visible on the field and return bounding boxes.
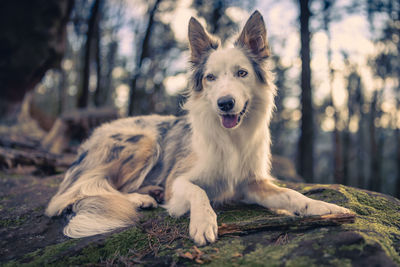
[343,72,361,186]
[330,57,343,185]
[396,127,400,198]
[95,0,122,107]
[298,0,314,182]
[333,126,343,184]
[93,16,103,107]
[128,0,162,116]
[395,8,400,199]
[368,90,382,191]
[322,0,343,185]
[342,129,350,185]
[332,76,344,185]
[96,41,117,107]
[357,108,366,188]
[0,0,74,123]
[58,69,67,116]
[353,73,365,189]
[77,0,102,108]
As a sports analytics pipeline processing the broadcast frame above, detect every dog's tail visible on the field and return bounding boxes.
[45,169,139,238]
[62,194,137,238]
[45,166,121,217]
[46,168,159,237]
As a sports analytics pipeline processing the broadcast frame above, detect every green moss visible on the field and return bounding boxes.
[0,195,12,202]
[329,258,352,267]
[239,242,299,266]
[299,184,331,193]
[0,215,28,228]
[285,256,316,267]
[182,239,246,267]
[302,187,348,205]
[216,204,275,224]
[4,239,79,267]
[0,172,25,181]
[312,243,320,250]
[338,186,400,264]
[33,206,44,212]
[339,243,366,252]
[323,246,336,256]
[234,230,325,266]
[5,226,149,266]
[57,209,191,266]
[66,227,150,265]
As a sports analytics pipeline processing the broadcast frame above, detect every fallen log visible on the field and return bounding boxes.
[42,108,118,154]
[0,136,40,150]
[218,213,356,236]
[0,146,74,174]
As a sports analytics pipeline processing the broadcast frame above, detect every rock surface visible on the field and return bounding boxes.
[1,171,399,266]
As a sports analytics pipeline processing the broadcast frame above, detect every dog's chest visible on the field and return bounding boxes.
[192,146,252,203]
[193,176,245,204]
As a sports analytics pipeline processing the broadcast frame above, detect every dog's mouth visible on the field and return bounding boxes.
[220,101,248,129]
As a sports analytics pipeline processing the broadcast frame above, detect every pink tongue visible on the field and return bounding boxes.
[222,114,239,128]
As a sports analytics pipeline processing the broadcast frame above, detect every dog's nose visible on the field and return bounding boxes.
[217,96,235,112]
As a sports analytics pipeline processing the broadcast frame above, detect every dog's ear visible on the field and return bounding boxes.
[235,11,270,59]
[188,17,219,65]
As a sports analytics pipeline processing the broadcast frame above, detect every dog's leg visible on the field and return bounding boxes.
[243,179,351,216]
[165,178,218,246]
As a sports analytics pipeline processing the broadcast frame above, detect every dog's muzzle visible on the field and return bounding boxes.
[220,101,248,129]
[217,96,235,112]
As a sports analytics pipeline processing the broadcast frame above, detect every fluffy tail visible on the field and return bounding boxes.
[45,167,118,217]
[63,195,137,238]
[45,167,157,238]
[45,165,161,238]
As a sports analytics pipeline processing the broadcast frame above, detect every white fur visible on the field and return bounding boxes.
[164,45,277,245]
[165,42,349,245]
[187,47,274,182]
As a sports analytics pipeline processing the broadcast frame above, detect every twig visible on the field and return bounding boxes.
[218,213,355,236]
[0,136,40,150]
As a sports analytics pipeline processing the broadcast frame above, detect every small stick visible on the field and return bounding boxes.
[218,213,356,236]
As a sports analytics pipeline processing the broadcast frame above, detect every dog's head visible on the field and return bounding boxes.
[188,11,271,130]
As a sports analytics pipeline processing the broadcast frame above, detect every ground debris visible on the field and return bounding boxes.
[178,246,210,264]
[0,143,74,175]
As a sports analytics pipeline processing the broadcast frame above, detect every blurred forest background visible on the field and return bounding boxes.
[0,0,399,197]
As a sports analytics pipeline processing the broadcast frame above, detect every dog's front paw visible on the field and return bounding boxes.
[302,200,351,216]
[189,207,218,246]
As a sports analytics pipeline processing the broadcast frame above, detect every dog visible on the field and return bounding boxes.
[46,11,350,245]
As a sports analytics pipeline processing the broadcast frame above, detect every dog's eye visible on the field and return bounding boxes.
[237,70,248,77]
[205,74,216,81]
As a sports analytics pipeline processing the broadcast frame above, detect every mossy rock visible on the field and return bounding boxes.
[1,172,399,266]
